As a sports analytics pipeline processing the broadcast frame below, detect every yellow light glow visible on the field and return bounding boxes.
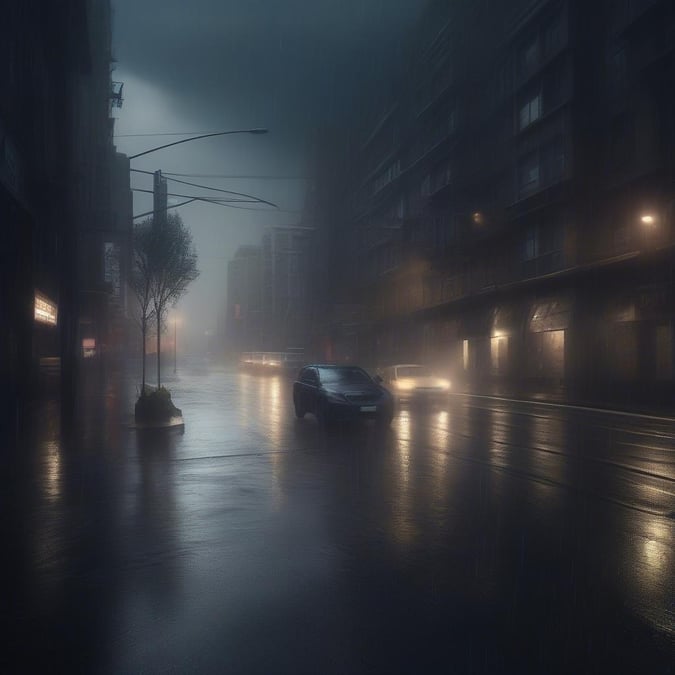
[395,379,415,391]
[641,214,656,225]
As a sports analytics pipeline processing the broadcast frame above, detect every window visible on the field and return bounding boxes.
[519,35,539,75]
[300,367,318,384]
[373,160,401,194]
[521,221,565,277]
[317,367,371,385]
[518,153,540,194]
[396,195,406,220]
[421,174,432,197]
[524,226,537,260]
[433,161,452,193]
[519,138,566,198]
[519,88,542,129]
[104,242,121,296]
[541,137,566,182]
[543,13,564,57]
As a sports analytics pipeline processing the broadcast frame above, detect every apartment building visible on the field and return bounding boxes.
[315,0,675,401]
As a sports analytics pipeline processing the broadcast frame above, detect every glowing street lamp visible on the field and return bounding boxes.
[640,214,656,226]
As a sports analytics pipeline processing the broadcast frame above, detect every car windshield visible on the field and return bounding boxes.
[317,367,372,385]
[397,366,431,378]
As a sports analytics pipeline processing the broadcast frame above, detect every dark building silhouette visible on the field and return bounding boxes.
[261,226,312,351]
[1,0,130,436]
[310,0,675,403]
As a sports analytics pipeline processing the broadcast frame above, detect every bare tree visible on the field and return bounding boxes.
[148,213,199,389]
[130,220,156,394]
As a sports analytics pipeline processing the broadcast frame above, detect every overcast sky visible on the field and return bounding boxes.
[112,0,423,348]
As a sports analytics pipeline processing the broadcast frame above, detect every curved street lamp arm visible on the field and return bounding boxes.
[128,128,268,160]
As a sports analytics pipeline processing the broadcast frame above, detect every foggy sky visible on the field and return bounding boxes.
[112,0,423,348]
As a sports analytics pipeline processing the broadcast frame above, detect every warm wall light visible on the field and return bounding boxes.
[34,291,58,325]
[640,214,656,225]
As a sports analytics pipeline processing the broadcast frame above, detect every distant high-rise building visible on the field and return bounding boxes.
[225,245,263,354]
[261,226,312,351]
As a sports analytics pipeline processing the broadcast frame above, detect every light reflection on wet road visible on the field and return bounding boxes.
[3,361,674,674]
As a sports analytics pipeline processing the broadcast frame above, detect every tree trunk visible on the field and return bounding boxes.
[157,316,161,389]
[141,318,146,394]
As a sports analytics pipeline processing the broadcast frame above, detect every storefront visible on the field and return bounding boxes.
[490,304,527,378]
[459,308,492,379]
[603,286,673,385]
[526,295,573,382]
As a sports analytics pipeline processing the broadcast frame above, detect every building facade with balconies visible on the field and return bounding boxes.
[317,0,675,403]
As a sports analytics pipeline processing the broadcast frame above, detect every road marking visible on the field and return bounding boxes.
[452,392,675,423]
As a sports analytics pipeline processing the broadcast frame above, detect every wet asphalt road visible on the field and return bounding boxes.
[3,360,674,674]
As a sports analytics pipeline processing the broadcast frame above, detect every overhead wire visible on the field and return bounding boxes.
[130,168,279,208]
[131,187,266,204]
[163,172,309,180]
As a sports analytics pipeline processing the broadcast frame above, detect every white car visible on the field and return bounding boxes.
[378,364,451,403]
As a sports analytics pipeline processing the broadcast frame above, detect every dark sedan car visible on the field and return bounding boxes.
[293,365,394,427]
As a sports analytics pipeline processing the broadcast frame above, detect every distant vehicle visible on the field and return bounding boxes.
[240,351,306,373]
[378,364,451,404]
[293,365,394,427]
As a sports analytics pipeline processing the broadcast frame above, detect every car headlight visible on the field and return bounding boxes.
[438,379,451,391]
[395,379,415,391]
